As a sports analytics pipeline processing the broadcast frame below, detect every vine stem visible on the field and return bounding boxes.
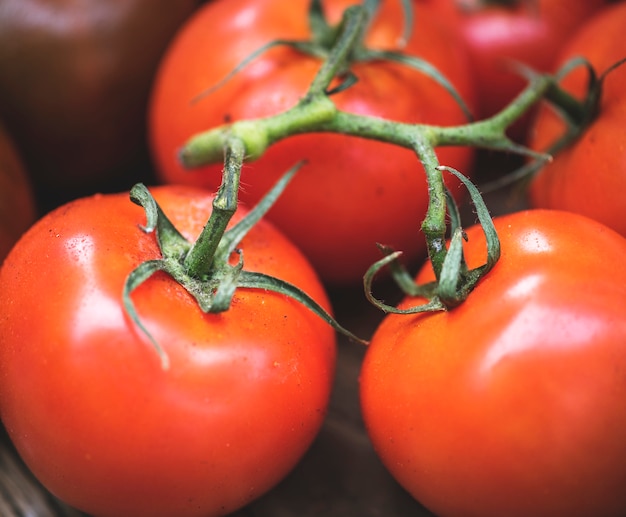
[179,72,554,291]
[177,1,563,306]
[180,72,555,170]
[183,137,244,278]
[412,134,447,281]
[307,5,369,95]
[179,4,371,169]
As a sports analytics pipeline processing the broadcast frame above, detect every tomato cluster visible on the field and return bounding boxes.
[527,1,626,237]
[1,1,626,516]
[149,0,477,284]
[413,0,607,136]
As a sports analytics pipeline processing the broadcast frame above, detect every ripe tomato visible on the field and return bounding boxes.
[528,2,626,237]
[0,185,336,517]
[360,209,626,517]
[0,0,201,208]
[414,0,606,131]
[0,120,36,261]
[149,0,476,284]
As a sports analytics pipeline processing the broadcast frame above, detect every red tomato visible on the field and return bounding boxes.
[0,0,201,208]
[360,209,626,517]
[0,186,336,517]
[149,0,476,284]
[528,2,626,237]
[0,121,36,261]
[414,0,606,130]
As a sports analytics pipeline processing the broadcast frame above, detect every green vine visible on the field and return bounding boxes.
[178,1,584,313]
[480,55,626,192]
[124,140,366,370]
[125,0,598,366]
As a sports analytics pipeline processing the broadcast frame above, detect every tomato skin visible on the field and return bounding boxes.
[360,210,626,517]
[0,121,36,261]
[0,0,201,207]
[149,0,476,284]
[0,186,336,517]
[414,0,606,127]
[528,2,626,237]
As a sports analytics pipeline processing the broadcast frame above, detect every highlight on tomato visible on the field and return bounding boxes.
[527,1,626,238]
[0,183,337,517]
[360,209,626,517]
[149,0,477,284]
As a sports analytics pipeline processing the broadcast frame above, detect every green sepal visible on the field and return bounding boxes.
[129,183,191,260]
[363,165,500,315]
[190,0,459,110]
[215,161,303,262]
[308,0,338,48]
[436,165,500,304]
[363,246,443,314]
[238,270,367,345]
[484,56,626,191]
[123,157,367,369]
[357,49,474,122]
[123,259,171,370]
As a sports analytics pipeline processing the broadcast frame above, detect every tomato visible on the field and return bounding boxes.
[360,209,626,517]
[0,0,201,208]
[414,0,606,133]
[0,185,336,517]
[149,0,476,284]
[0,120,36,261]
[528,2,626,237]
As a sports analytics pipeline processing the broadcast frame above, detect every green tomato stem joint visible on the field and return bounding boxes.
[126,0,603,365]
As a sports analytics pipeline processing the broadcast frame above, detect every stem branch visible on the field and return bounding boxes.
[307,5,369,95]
[184,137,245,278]
[180,73,556,171]
[412,135,447,280]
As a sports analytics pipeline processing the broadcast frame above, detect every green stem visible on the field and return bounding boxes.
[180,95,337,168]
[183,137,245,278]
[174,1,580,315]
[180,73,555,171]
[412,135,447,280]
[307,4,369,96]
[542,84,587,126]
[432,73,554,150]
[179,4,372,169]
[179,71,555,291]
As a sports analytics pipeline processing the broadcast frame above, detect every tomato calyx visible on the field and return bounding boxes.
[535,58,608,149]
[125,137,365,369]
[544,55,626,137]
[363,164,500,313]
[180,1,568,318]
[487,56,626,190]
[194,1,472,120]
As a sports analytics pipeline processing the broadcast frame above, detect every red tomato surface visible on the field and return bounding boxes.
[0,121,36,261]
[149,0,476,284]
[0,186,336,517]
[360,209,626,517]
[528,2,626,237]
[414,0,606,131]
